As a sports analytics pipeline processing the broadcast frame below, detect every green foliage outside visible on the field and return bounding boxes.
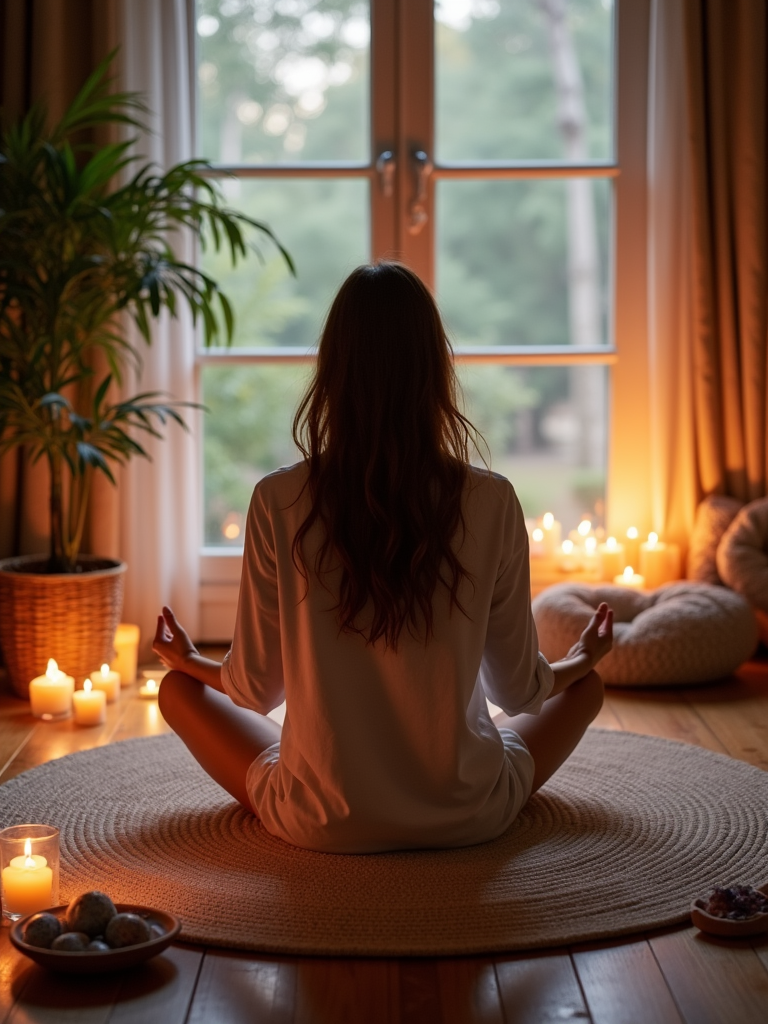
[195,0,614,544]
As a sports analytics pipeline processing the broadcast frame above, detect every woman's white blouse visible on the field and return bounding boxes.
[221,462,553,853]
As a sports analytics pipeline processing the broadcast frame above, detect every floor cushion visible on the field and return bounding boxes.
[717,497,768,645]
[687,494,743,583]
[532,582,758,687]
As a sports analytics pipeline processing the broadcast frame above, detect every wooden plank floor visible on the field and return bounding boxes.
[0,654,767,1023]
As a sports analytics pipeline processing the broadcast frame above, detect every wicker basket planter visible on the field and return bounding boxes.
[0,556,127,699]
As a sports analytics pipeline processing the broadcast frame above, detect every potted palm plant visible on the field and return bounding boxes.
[0,56,291,697]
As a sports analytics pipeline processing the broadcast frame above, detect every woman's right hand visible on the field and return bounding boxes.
[565,602,614,672]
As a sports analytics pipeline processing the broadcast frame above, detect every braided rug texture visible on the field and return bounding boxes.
[0,730,766,956]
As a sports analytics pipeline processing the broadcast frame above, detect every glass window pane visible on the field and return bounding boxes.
[200,177,369,348]
[197,1,370,164]
[436,178,611,346]
[203,363,312,546]
[435,0,614,163]
[458,364,607,528]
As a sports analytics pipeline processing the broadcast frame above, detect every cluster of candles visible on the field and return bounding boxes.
[27,623,165,726]
[528,514,681,589]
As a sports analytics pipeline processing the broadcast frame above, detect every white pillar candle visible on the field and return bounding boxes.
[639,533,672,589]
[559,539,581,572]
[529,527,547,558]
[1,840,53,917]
[625,527,641,569]
[614,565,645,590]
[541,512,562,555]
[111,623,140,685]
[599,536,626,581]
[582,536,600,576]
[28,660,75,720]
[92,664,120,703]
[73,679,107,726]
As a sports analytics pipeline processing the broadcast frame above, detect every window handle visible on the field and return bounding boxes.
[408,149,433,235]
[376,150,396,198]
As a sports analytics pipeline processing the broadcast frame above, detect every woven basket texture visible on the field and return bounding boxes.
[0,555,126,697]
[0,730,766,955]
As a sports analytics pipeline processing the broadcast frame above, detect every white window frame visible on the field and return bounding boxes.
[195,0,651,640]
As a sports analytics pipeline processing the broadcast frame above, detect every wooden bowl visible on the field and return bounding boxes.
[691,883,768,938]
[9,903,181,973]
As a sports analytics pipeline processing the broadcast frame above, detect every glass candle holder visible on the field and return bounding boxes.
[0,824,60,921]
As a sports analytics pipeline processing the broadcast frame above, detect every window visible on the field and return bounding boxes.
[194,0,650,638]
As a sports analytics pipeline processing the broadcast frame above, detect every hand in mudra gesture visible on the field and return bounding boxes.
[152,606,199,671]
[566,601,614,673]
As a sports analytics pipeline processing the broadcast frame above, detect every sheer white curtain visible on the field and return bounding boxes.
[105,0,201,658]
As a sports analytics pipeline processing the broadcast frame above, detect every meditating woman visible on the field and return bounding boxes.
[154,261,613,854]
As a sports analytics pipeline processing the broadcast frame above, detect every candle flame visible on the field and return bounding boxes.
[46,659,59,679]
[147,680,158,693]
[542,512,554,530]
[24,838,34,869]
[607,536,617,550]
[532,528,544,542]
[562,540,574,554]
[623,566,634,579]
[648,532,658,547]
[84,678,93,693]
[101,664,110,678]
[627,526,639,539]
[577,520,592,537]
[585,537,597,554]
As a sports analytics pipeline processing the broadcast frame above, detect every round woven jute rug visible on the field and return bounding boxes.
[0,730,766,956]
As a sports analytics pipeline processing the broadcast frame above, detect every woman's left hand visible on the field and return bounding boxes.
[152,606,198,671]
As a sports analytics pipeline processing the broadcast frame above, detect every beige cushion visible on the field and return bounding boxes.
[532,582,758,687]
[687,494,743,584]
[717,497,768,645]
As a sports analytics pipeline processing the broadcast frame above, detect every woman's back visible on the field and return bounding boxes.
[221,461,553,853]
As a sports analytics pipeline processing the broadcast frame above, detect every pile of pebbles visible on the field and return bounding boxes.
[23,891,161,952]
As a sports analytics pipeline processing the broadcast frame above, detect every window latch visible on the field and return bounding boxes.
[376,150,396,198]
[408,149,433,235]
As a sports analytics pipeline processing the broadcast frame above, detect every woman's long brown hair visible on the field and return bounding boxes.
[292,261,479,649]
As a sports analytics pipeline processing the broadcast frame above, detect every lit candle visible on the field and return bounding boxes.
[583,535,599,575]
[599,536,626,581]
[92,664,120,704]
[530,527,547,558]
[111,623,140,685]
[559,539,581,572]
[614,565,645,590]
[541,512,562,555]
[1,839,53,916]
[28,660,75,720]
[577,519,593,539]
[625,527,640,569]
[638,532,672,589]
[73,679,107,726]
[139,678,160,700]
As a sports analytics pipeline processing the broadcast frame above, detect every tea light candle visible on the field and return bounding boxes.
[139,678,160,700]
[1,839,53,916]
[625,527,640,569]
[111,623,140,685]
[614,565,645,590]
[599,536,626,581]
[541,512,562,555]
[92,664,120,703]
[73,679,107,726]
[28,660,75,720]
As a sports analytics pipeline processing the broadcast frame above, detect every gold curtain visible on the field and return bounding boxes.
[683,0,768,503]
[0,0,118,560]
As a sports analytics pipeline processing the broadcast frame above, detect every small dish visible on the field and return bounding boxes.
[10,903,181,973]
[691,883,768,938]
